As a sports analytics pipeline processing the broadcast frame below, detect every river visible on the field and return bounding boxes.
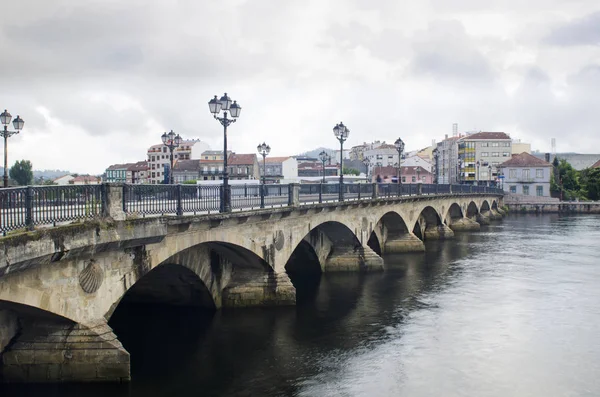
[3,214,600,396]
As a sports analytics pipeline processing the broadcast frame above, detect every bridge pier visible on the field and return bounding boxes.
[221,270,296,308]
[324,245,384,272]
[1,319,130,383]
[449,217,481,232]
[384,233,425,253]
[424,224,455,240]
[488,209,503,220]
[476,212,491,225]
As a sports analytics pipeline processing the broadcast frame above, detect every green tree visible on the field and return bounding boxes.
[343,168,360,176]
[580,168,600,201]
[9,160,33,186]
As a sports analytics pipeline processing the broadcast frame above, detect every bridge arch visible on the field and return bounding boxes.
[445,203,464,226]
[368,211,412,255]
[466,201,479,218]
[413,206,443,241]
[481,200,491,212]
[491,200,499,210]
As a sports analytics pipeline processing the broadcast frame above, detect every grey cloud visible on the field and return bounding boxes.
[545,11,600,46]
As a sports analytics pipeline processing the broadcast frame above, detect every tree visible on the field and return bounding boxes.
[9,160,33,186]
[343,168,360,176]
[580,168,600,201]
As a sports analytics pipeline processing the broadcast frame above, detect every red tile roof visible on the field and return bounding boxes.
[464,132,511,140]
[592,159,600,169]
[498,152,553,167]
[261,156,291,163]
[228,153,257,165]
[173,159,201,171]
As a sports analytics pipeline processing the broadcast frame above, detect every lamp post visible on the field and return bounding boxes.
[319,151,330,183]
[333,122,349,202]
[416,167,421,184]
[257,142,270,209]
[476,160,480,186]
[161,130,182,184]
[432,148,439,184]
[488,164,492,187]
[1,110,24,188]
[362,157,370,181]
[458,158,463,184]
[395,138,405,185]
[209,93,242,213]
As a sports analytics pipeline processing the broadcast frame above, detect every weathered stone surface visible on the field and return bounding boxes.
[1,319,130,383]
[476,213,491,225]
[384,233,425,253]
[325,245,384,272]
[0,310,19,355]
[424,224,455,240]
[222,271,295,307]
[449,217,481,232]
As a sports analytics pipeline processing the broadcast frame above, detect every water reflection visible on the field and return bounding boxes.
[3,215,600,397]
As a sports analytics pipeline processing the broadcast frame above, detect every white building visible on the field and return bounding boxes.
[258,157,298,183]
[364,144,399,174]
[53,175,74,185]
[402,155,433,173]
[147,139,210,184]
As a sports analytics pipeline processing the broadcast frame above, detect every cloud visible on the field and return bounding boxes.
[545,11,600,46]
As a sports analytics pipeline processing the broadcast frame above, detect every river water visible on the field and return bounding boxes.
[4,214,600,396]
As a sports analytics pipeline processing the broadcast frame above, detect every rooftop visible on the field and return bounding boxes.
[259,156,292,163]
[592,159,600,169]
[228,153,257,165]
[498,152,553,168]
[463,132,511,140]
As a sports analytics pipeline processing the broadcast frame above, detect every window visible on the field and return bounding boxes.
[376,155,383,160]
[523,169,530,179]
[481,142,489,147]
[509,169,517,178]
[492,142,499,147]
[388,155,394,159]
[536,169,544,178]
[491,152,499,157]
[481,152,489,157]
[152,172,155,178]
[422,176,426,182]
[536,186,543,196]
[523,185,529,195]
[204,156,208,160]
[503,142,511,147]
[402,176,406,182]
[411,176,416,182]
[163,147,167,153]
[151,156,155,161]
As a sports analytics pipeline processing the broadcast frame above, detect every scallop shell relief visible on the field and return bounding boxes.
[79,259,104,294]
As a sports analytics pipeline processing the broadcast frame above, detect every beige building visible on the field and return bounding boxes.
[147,139,210,184]
[511,140,531,155]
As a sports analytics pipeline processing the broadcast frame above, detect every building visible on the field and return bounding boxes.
[371,165,433,184]
[104,164,130,183]
[228,154,260,180]
[434,135,460,184]
[349,141,386,161]
[70,175,101,185]
[511,140,531,155]
[53,175,74,185]
[258,157,298,183]
[364,144,399,174]
[146,139,210,184]
[458,132,512,185]
[592,159,600,169]
[127,161,149,184]
[401,155,433,173]
[498,152,553,196]
[298,161,338,178]
[172,159,227,183]
[200,150,230,161]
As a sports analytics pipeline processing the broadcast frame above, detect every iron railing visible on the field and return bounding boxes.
[1,185,104,235]
[0,183,504,234]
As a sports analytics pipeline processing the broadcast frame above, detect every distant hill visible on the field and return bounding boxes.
[297,147,337,159]
[0,168,72,180]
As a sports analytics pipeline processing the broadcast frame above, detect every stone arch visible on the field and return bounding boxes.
[296,221,382,272]
[285,239,322,277]
[370,211,422,254]
[491,200,499,210]
[445,203,464,225]
[481,200,491,212]
[413,206,453,240]
[466,201,479,218]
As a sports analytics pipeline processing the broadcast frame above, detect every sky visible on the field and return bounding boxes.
[1,0,599,174]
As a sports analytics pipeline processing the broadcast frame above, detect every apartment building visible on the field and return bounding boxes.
[498,152,553,196]
[147,139,210,184]
[127,161,149,184]
[228,154,260,180]
[458,132,512,185]
[434,135,460,184]
[258,157,298,183]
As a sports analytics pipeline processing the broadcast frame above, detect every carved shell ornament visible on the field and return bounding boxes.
[79,259,104,294]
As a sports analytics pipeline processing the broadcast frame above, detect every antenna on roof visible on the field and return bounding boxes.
[452,123,458,137]
[551,138,556,156]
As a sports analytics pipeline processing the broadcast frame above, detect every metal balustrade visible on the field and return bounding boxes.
[0,182,504,234]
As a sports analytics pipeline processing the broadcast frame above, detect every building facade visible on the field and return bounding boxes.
[146,139,210,184]
[228,154,260,180]
[498,152,553,196]
[126,161,148,184]
[458,132,512,185]
[434,135,459,184]
[104,164,129,183]
[258,157,298,183]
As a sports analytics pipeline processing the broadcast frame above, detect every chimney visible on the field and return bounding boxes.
[545,153,550,162]
[445,134,448,140]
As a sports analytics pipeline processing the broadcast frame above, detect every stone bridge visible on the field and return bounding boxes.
[0,192,503,383]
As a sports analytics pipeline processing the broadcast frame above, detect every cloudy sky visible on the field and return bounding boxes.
[1,0,599,174]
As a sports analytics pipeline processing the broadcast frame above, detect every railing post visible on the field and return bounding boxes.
[260,184,265,209]
[418,183,422,196]
[25,186,34,231]
[372,182,378,199]
[358,184,361,200]
[176,184,183,216]
[449,184,453,194]
[244,184,248,198]
[319,183,323,203]
[290,183,300,207]
[469,185,473,193]
[103,183,126,221]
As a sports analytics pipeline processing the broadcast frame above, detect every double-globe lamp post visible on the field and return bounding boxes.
[161,130,182,185]
[257,142,270,209]
[1,109,24,188]
[333,122,349,202]
[319,151,330,183]
[476,160,481,186]
[395,138,405,185]
[363,157,370,181]
[209,93,242,213]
